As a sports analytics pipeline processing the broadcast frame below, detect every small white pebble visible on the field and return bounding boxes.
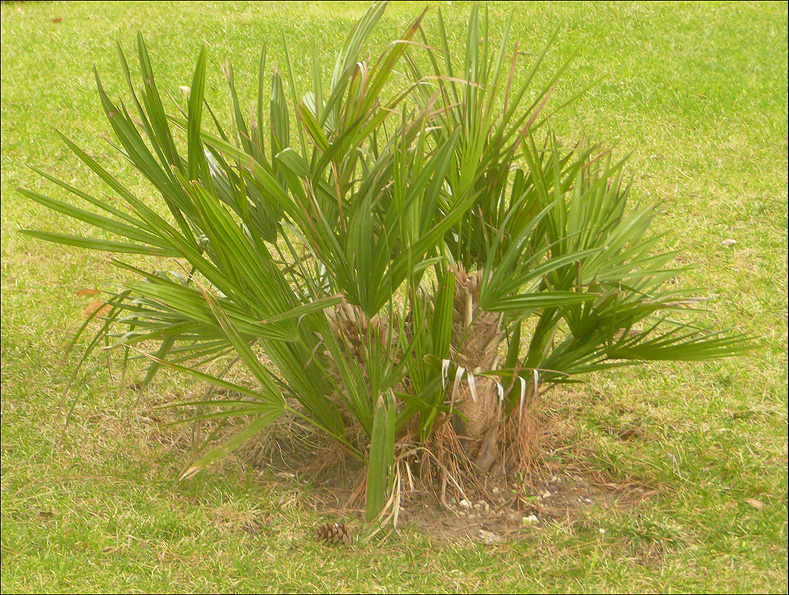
[599,528,606,534]
[479,529,502,544]
[584,498,592,503]
[459,499,472,509]
[522,515,539,525]
[720,239,737,246]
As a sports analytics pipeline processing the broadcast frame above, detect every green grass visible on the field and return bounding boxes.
[2,1,787,592]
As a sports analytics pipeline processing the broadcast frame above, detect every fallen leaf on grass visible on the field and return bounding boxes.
[84,299,111,318]
[744,498,764,511]
[74,288,100,297]
[51,17,63,23]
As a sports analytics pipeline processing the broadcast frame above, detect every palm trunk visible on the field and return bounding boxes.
[448,265,505,475]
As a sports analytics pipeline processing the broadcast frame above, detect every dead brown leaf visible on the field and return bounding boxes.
[75,288,100,297]
[84,299,111,318]
[744,498,764,511]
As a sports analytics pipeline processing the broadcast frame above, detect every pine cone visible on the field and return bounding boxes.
[315,521,352,546]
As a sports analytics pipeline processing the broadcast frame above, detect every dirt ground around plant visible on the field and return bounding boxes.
[234,396,659,546]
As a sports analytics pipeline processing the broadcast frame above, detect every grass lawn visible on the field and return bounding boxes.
[1,1,787,592]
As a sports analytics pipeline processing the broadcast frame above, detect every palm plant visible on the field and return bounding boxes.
[21,2,750,524]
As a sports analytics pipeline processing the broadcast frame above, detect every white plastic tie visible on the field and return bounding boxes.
[441,359,451,391]
[518,376,527,419]
[452,366,465,402]
[533,369,540,397]
[467,371,478,403]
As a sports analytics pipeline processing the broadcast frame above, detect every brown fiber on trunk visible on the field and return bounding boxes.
[448,265,505,474]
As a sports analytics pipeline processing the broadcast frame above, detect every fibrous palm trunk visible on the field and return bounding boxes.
[447,265,506,475]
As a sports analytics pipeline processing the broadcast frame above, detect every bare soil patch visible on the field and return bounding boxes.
[234,397,659,546]
[116,381,657,547]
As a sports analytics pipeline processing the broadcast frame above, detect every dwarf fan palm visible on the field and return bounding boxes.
[20,1,751,524]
